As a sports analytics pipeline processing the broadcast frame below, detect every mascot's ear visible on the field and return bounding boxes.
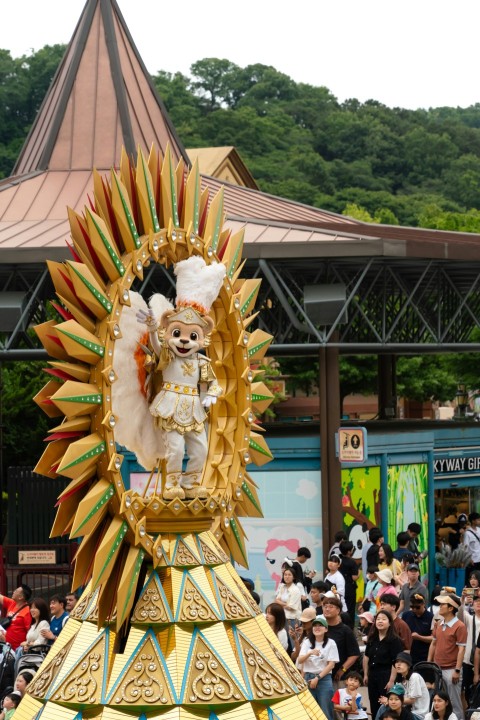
[160,310,173,329]
[203,315,214,334]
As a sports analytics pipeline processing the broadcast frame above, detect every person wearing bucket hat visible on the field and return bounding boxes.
[374,568,398,607]
[298,614,339,720]
[358,611,374,644]
[379,684,413,720]
[392,651,430,719]
[289,603,320,664]
[428,593,466,720]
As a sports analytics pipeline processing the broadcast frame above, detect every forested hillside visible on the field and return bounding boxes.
[2,47,480,467]
[3,48,480,231]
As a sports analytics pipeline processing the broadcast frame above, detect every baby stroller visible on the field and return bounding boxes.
[467,681,480,720]
[16,644,51,677]
[412,661,447,707]
[0,645,15,700]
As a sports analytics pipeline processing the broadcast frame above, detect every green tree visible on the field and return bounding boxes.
[443,154,480,209]
[190,58,242,111]
[1,361,50,471]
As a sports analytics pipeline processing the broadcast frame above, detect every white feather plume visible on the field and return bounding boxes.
[174,257,226,312]
[111,291,173,471]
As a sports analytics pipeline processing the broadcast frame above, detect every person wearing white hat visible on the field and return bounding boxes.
[374,568,398,606]
[298,615,339,720]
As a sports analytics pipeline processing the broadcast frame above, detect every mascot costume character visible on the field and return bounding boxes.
[136,256,226,499]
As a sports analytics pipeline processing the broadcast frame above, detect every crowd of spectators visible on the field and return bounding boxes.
[0,586,78,719]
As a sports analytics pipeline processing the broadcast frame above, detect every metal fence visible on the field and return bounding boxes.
[0,544,76,601]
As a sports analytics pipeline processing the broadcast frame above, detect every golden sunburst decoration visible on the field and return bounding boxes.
[34,144,275,625]
[30,145,327,720]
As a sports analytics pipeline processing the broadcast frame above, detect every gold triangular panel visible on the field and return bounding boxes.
[171,536,202,567]
[28,633,77,700]
[263,634,308,694]
[199,531,229,563]
[48,628,111,705]
[174,569,221,623]
[131,570,173,625]
[196,534,227,566]
[223,563,263,616]
[232,623,296,701]
[209,568,254,621]
[106,630,175,707]
[69,584,99,622]
[179,626,248,705]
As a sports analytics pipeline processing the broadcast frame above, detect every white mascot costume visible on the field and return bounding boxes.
[136,256,226,500]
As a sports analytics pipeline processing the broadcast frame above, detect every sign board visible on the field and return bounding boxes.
[18,550,56,565]
[337,427,367,463]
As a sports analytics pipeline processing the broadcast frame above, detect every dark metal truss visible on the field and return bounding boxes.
[2,256,480,359]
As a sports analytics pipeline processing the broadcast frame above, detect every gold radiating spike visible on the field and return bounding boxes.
[136,147,160,234]
[67,207,106,289]
[248,432,274,467]
[34,320,71,361]
[91,517,128,590]
[160,145,180,229]
[203,187,225,254]
[222,228,244,280]
[34,438,72,479]
[183,158,201,234]
[56,292,96,333]
[33,379,65,419]
[50,381,102,418]
[66,261,112,319]
[111,170,141,252]
[48,360,90,383]
[71,478,114,539]
[55,319,105,365]
[115,546,145,630]
[56,432,106,479]
[72,524,105,591]
[85,209,125,282]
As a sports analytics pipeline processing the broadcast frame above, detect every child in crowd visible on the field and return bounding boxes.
[358,611,374,645]
[332,671,368,719]
[0,693,21,720]
[324,555,347,612]
[359,565,380,614]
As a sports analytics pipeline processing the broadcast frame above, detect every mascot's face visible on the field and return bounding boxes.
[160,309,215,358]
[166,320,205,357]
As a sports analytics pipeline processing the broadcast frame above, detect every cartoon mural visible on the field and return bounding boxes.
[241,468,322,608]
[341,466,381,558]
[387,463,429,575]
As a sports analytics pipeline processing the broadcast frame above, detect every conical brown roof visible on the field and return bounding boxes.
[13,0,188,175]
[0,0,354,262]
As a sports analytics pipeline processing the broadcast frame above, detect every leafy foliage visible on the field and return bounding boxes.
[2,48,480,424]
[1,361,49,470]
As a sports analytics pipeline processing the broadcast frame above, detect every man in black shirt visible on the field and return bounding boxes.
[339,540,360,624]
[366,528,384,568]
[402,594,433,664]
[322,595,360,686]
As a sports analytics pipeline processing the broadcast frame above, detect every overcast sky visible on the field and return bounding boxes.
[1,0,478,111]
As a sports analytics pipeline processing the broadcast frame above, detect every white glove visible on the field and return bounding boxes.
[136,308,157,329]
[202,395,217,408]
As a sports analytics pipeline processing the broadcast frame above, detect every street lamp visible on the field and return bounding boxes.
[454,383,469,418]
